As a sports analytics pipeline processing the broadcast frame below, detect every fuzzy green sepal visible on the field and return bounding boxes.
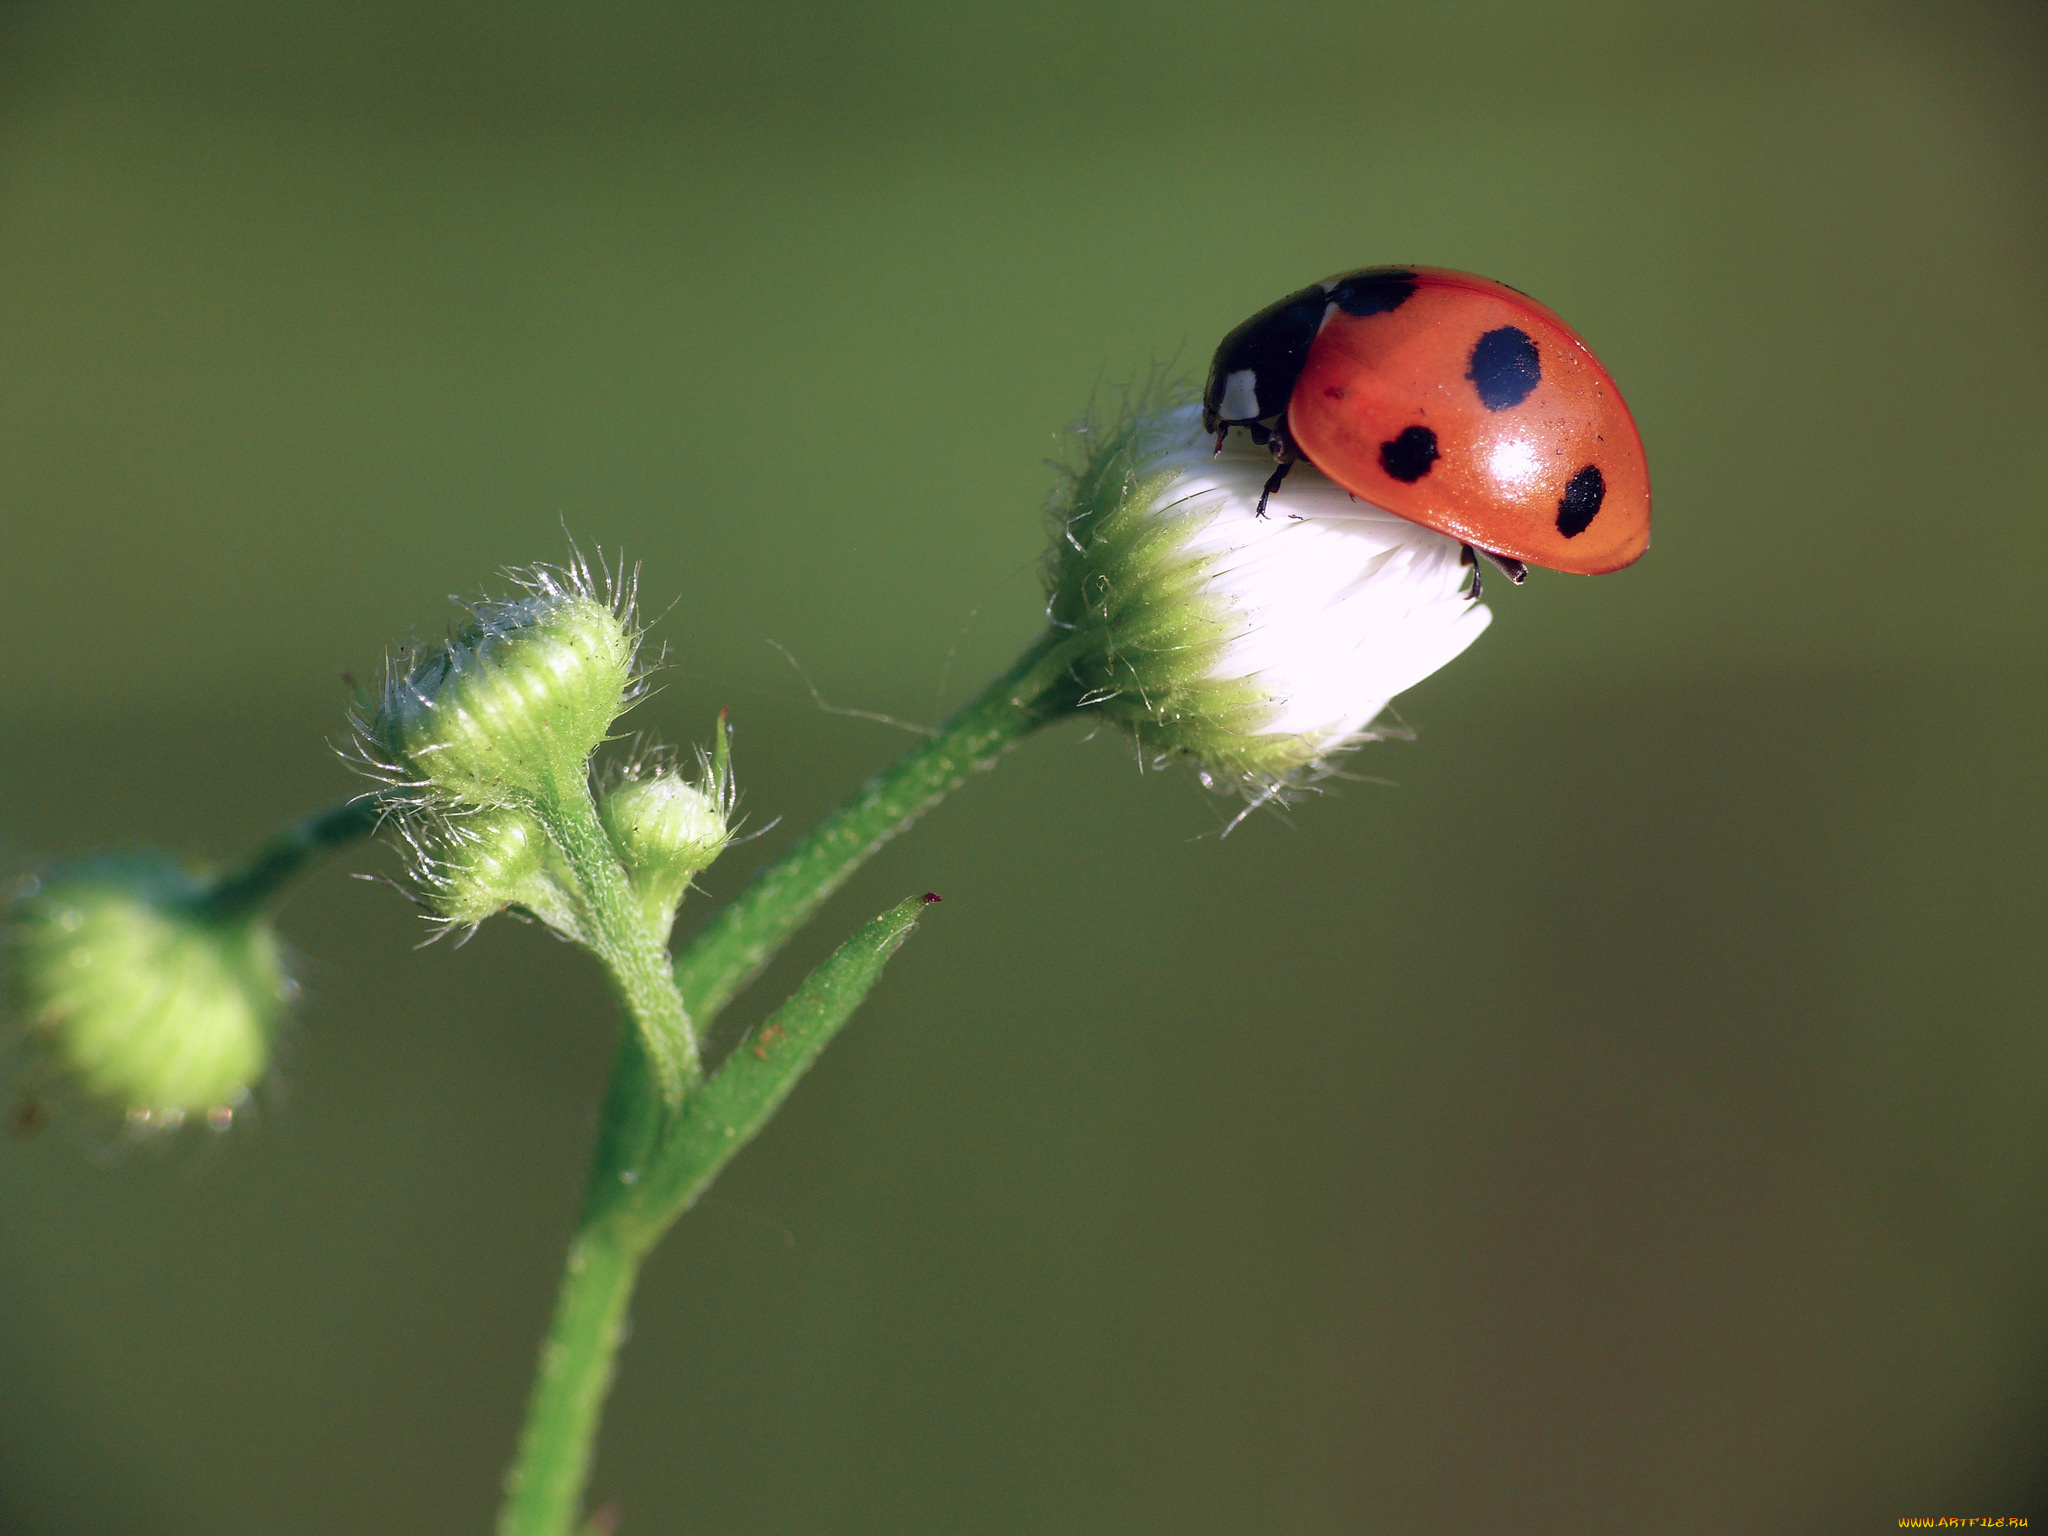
[1044,407,1317,780]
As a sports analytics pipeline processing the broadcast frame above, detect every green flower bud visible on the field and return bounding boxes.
[598,737,734,942]
[1045,402,1492,791]
[413,808,587,943]
[6,855,289,1125]
[361,559,640,809]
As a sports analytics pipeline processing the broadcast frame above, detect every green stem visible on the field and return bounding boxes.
[632,894,938,1237]
[673,626,1084,1025]
[495,1222,645,1536]
[535,775,698,1106]
[495,629,1083,1536]
[195,797,384,918]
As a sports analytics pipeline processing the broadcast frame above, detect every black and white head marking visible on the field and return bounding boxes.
[1203,269,1422,441]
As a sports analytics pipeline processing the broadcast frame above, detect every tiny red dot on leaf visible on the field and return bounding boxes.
[921,891,942,905]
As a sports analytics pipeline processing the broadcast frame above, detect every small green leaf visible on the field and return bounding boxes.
[629,893,939,1234]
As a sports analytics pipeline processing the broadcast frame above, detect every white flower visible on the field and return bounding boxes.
[1158,407,1492,747]
[1046,403,1492,788]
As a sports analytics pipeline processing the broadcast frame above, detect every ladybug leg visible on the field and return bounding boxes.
[1254,458,1296,518]
[1253,434,1301,518]
[1479,548,1528,585]
[1466,548,1531,606]
[1463,546,1527,599]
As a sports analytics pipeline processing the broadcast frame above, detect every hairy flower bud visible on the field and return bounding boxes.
[6,855,289,1125]
[360,559,640,810]
[599,747,734,942]
[414,808,587,943]
[1046,402,1492,790]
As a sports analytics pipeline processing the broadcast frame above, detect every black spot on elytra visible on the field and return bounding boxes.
[1467,327,1541,410]
[1379,425,1439,483]
[1330,268,1418,316]
[1556,464,1605,537]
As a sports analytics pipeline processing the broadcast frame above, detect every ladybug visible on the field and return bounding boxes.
[1202,267,1649,591]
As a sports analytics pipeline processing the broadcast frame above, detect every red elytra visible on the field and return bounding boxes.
[1202,267,1650,576]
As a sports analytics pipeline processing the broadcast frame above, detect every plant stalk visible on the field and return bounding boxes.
[535,774,698,1106]
[673,626,1084,1027]
[495,629,1083,1536]
[196,797,384,918]
[494,1222,645,1536]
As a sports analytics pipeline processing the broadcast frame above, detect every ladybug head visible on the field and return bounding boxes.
[1201,269,1422,441]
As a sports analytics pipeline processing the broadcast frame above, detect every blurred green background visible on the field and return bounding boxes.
[3,2,2045,1531]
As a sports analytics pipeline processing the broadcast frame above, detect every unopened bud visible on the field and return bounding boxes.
[599,767,732,942]
[361,560,639,809]
[596,720,734,941]
[415,808,587,943]
[6,855,289,1124]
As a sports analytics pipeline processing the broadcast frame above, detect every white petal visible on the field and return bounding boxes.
[1148,407,1492,756]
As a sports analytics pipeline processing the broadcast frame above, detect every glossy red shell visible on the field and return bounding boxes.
[1287,269,1650,575]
